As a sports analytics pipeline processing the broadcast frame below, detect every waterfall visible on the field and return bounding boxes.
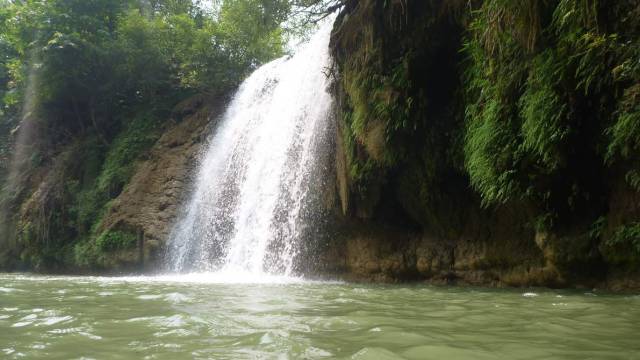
[167,20,334,276]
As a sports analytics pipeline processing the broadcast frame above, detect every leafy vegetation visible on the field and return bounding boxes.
[96,230,138,252]
[332,0,640,276]
[462,0,639,218]
[600,222,640,267]
[2,0,639,278]
[0,0,310,270]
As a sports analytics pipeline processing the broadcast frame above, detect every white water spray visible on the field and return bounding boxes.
[167,20,334,277]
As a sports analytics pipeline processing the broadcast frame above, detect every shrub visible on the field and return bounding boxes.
[95,230,138,252]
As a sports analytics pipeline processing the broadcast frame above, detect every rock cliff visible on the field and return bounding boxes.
[95,96,223,270]
[316,0,640,291]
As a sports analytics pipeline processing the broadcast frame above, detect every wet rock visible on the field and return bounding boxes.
[97,96,225,270]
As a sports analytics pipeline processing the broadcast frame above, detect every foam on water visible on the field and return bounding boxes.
[2,272,331,285]
[102,272,310,285]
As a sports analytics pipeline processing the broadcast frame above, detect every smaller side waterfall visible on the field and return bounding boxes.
[167,19,335,276]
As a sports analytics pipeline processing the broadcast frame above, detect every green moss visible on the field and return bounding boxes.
[11,108,162,271]
[95,230,137,252]
[97,111,160,197]
[73,229,138,269]
[67,112,159,268]
[72,241,94,268]
[342,57,414,165]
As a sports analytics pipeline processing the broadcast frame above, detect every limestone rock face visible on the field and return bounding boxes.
[317,216,555,287]
[98,96,224,269]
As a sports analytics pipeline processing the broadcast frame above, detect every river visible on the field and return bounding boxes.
[1,273,639,359]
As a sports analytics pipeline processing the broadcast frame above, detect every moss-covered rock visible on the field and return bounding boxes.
[95,95,224,271]
[323,0,640,290]
[0,94,223,273]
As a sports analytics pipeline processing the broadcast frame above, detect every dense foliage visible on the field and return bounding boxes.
[0,0,289,143]
[333,0,640,273]
[2,0,639,278]
[463,0,640,210]
[461,0,640,264]
[0,0,299,270]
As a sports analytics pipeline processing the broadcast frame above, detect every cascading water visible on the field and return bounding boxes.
[167,19,335,277]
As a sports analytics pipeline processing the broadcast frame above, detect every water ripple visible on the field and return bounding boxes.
[0,273,638,359]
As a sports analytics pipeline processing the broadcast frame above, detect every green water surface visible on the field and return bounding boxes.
[1,273,639,359]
